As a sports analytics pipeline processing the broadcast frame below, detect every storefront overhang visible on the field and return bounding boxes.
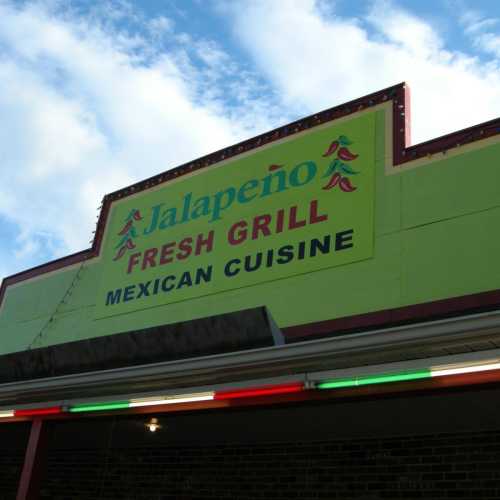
[2,309,500,415]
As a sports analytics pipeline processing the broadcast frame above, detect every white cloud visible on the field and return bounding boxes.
[226,0,500,144]
[461,9,500,59]
[2,0,500,281]
[0,0,279,278]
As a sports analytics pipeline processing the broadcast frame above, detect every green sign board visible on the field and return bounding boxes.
[96,113,375,318]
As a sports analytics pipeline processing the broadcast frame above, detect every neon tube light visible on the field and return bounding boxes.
[130,392,214,407]
[69,401,129,413]
[129,399,172,408]
[357,370,431,385]
[214,382,304,400]
[15,406,64,417]
[317,370,431,390]
[431,362,500,377]
[316,378,358,389]
[6,360,500,421]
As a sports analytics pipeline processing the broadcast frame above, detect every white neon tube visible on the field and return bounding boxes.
[129,392,214,407]
[431,361,500,377]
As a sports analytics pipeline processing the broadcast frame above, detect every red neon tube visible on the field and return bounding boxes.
[15,406,64,417]
[214,382,304,400]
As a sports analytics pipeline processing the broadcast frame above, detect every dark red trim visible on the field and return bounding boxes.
[392,82,409,165]
[283,288,500,341]
[16,419,48,500]
[1,81,500,333]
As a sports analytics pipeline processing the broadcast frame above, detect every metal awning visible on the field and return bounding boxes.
[2,309,500,407]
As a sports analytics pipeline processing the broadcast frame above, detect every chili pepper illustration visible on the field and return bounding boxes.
[268,164,283,171]
[338,147,358,161]
[113,207,142,260]
[322,140,339,157]
[322,159,342,178]
[113,246,127,261]
[126,209,143,222]
[340,163,358,175]
[338,135,352,146]
[115,236,128,249]
[322,173,341,190]
[115,233,136,248]
[118,220,133,236]
[339,176,357,192]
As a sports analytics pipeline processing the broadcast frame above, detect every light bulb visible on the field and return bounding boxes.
[146,417,161,433]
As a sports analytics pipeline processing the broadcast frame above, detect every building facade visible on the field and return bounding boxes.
[1,82,500,499]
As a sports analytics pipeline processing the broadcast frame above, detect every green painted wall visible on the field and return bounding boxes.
[1,109,500,355]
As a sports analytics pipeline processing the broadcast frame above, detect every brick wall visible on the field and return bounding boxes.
[0,423,30,500]
[38,429,500,500]
[0,450,25,500]
[8,386,500,499]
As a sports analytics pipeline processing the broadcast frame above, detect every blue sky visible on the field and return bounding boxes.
[1,0,499,280]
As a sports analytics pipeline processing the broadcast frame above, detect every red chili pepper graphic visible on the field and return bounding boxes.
[118,220,133,236]
[268,164,283,171]
[125,239,136,250]
[133,210,143,221]
[322,172,341,190]
[322,140,339,157]
[338,147,358,161]
[113,246,127,261]
[339,176,357,192]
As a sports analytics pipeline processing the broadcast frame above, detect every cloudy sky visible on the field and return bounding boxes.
[1,0,499,281]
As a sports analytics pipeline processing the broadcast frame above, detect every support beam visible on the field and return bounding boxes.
[16,419,48,500]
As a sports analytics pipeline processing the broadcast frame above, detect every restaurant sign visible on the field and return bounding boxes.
[96,113,375,318]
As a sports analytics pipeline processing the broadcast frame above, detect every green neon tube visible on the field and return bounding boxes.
[316,378,358,389]
[317,369,431,390]
[69,401,130,413]
[356,370,431,386]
